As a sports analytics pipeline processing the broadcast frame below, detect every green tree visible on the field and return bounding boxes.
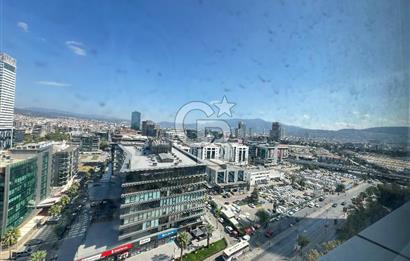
[250,186,259,203]
[204,224,215,248]
[305,249,322,261]
[44,131,70,141]
[256,208,270,227]
[214,207,222,228]
[60,195,70,207]
[48,204,62,217]
[31,250,47,261]
[322,240,341,254]
[176,231,190,260]
[297,235,310,255]
[2,227,21,259]
[100,139,109,151]
[67,181,80,197]
[335,184,345,192]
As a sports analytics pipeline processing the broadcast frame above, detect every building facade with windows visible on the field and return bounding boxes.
[189,142,220,161]
[52,142,79,187]
[0,154,37,235]
[206,159,249,192]
[71,133,100,152]
[218,143,249,165]
[0,53,17,149]
[113,143,207,252]
[141,120,160,137]
[131,111,141,131]
[10,142,53,203]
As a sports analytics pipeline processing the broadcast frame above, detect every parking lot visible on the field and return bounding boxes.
[208,169,366,248]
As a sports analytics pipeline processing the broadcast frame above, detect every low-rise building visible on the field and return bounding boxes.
[246,167,284,186]
[219,143,249,165]
[189,142,220,160]
[206,159,248,192]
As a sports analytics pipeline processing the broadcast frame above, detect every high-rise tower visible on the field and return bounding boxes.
[0,53,17,149]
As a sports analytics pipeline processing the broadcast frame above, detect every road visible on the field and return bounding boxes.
[238,183,370,261]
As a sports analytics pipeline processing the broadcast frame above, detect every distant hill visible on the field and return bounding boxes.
[159,118,409,144]
[15,107,127,123]
[15,107,408,144]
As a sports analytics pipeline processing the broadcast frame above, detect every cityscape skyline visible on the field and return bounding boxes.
[0,1,408,260]
[2,0,409,130]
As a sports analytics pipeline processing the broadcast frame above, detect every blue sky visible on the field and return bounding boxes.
[1,0,409,129]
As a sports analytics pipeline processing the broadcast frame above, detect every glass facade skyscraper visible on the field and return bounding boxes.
[131,111,141,131]
[0,53,17,149]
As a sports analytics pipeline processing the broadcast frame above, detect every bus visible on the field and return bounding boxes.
[222,241,250,261]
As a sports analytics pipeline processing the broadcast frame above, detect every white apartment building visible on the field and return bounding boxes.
[189,142,220,160]
[0,53,16,149]
[219,143,249,165]
[246,167,284,186]
[206,159,249,192]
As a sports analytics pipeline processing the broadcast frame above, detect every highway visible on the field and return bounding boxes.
[239,183,370,261]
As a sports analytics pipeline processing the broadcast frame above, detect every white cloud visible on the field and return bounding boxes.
[17,21,28,32]
[65,41,86,56]
[36,81,71,87]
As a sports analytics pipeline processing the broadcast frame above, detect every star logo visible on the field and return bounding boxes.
[214,95,236,117]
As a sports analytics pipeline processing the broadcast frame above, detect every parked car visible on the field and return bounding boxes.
[24,238,44,247]
[218,217,224,223]
[225,226,234,234]
[12,248,32,259]
[242,235,251,241]
[248,203,255,208]
[332,203,338,207]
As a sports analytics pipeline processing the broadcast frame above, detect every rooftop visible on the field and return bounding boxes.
[120,145,203,171]
[0,152,36,168]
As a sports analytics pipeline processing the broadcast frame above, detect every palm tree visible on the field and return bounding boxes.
[204,224,215,247]
[297,235,310,256]
[48,203,62,217]
[31,250,47,261]
[214,207,222,228]
[60,195,70,207]
[176,231,190,260]
[2,227,21,259]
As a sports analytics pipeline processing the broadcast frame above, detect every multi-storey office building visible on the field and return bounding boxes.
[10,142,53,203]
[270,122,283,142]
[52,142,79,187]
[218,143,249,165]
[141,120,160,137]
[0,154,37,235]
[71,133,100,152]
[206,159,248,192]
[131,111,141,131]
[113,143,206,251]
[0,53,17,149]
[189,142,220,160]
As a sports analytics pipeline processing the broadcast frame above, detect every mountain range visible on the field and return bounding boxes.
[158,118,409,144]
[16,107,409,144]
